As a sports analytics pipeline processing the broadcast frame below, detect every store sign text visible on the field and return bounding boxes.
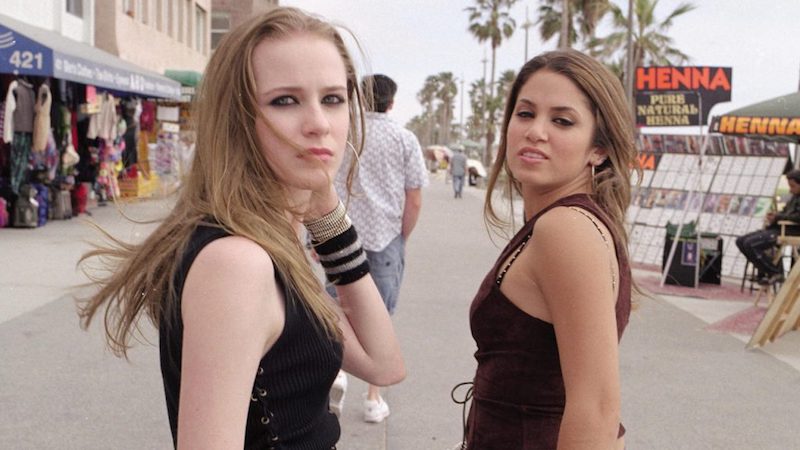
[8,50,43,70]
[636,92,700,127]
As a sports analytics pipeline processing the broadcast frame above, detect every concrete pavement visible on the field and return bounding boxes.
[1,176,799,449]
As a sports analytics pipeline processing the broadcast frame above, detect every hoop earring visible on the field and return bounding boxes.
[591,164,596,179]
[346,141,360,165]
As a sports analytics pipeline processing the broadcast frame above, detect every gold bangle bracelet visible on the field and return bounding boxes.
[303,201,352,243]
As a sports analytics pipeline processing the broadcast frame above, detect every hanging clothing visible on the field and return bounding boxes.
[87,93,118,141]
[139,100,155,132]
[13,79,35,133]
[10,132,32,194]
[3,80,17,144]
[32,84,52,153]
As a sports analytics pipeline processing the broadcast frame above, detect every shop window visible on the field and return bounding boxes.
[166,0,174,38]
[123,0,133,17]
[184,0,192,46]
[157,0,170,32]
[177,0,184,43]
[140,0,149,24]
[211,12,230,50]
[195,5,207,54]
[66,0,83,17]
[123,0,144,19]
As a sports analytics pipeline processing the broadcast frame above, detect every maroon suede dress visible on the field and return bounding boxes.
[466,194,631,450]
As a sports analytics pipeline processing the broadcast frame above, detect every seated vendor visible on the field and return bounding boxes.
[736,169,800,283]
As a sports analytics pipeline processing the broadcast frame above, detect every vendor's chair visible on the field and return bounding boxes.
[753,221,800,307]
[776,220,800,262]
[741,221,800,306]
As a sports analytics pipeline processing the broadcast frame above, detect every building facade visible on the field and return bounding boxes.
[2,0,96,45]
[95,0,210,75]
[210,0,278,50]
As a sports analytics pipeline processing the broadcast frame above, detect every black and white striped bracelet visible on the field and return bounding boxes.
[312,224,370,285]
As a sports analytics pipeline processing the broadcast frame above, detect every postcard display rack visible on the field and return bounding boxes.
[628,134,791,279]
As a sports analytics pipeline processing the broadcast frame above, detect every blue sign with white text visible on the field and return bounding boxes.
[0,25,54,77]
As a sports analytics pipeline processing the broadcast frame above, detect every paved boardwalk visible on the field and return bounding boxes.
[1,177,799,449]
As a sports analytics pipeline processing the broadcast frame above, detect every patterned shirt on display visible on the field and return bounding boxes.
[335,112,428,252]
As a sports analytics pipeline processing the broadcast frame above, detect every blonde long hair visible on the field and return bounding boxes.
[485,49,641,265]
[78,7,366,356]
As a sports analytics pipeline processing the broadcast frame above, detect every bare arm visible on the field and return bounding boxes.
[177,236,285,449]
[401,188,422,240]
[306,187,406,387]
[333,276,406,386]
[530,208,622,449]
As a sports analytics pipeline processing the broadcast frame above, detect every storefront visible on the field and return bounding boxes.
[0,13,181,229]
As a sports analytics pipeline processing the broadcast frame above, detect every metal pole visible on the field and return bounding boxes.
[481,49,488,162]
[522,5,532,62]
[625,0,635,119]
[460,75,465,140]
[661,94,725,287]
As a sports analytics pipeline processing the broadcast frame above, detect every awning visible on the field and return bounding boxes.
[165,70,202,87]
[0,13,181,100]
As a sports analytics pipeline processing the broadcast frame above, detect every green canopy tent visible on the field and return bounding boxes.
[709,91,800,143]
[164,70,202,87]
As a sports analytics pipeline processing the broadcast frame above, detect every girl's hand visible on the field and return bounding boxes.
[305,183,340,222]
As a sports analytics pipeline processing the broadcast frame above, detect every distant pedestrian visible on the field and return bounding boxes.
[330,73,428,423]
[449,147,468,198]
[462,49,638,449]
[77,8,405,449]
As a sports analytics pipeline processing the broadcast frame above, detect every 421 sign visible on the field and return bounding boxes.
[8,50,44,70]
[0,27,53,77]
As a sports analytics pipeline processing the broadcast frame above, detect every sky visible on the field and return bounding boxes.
[281,0,800,134]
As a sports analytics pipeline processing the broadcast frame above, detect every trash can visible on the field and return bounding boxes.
[662,221,722,287]
[662,222,699,287]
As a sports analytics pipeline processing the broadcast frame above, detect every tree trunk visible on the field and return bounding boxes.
[442,99,451,144]
[624,0,635,120]
[484,46,498,167]
[426,106,435,146]
[559,0,570,48]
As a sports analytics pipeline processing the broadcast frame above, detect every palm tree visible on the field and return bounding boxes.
[588,0,695,115]
[589,0,696,70]
[537,0,611,49]
[406,115,428,146]
[467,79,488,142]
[465,0,518,166]
[417,75,439,146]
[435,72,458,145]
[496,69,517,105]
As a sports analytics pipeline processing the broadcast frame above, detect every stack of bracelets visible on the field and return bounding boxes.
[304,201,370,286]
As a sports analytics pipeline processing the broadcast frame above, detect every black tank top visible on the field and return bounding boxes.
[467,194,631,449]
[159,224,342,450]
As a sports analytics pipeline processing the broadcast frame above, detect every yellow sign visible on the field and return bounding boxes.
[714,116,800,137]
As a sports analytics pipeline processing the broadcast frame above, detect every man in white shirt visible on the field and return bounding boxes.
[331,74,428,423]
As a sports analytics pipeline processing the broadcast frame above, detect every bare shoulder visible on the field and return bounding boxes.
[183,235,281,331]
[192,235,275,275]
[531,206,614,266]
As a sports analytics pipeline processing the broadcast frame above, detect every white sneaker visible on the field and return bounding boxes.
[363,395,390,423]
[329,371,347,417]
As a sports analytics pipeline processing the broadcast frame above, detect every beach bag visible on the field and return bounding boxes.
[13,184,38,228]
